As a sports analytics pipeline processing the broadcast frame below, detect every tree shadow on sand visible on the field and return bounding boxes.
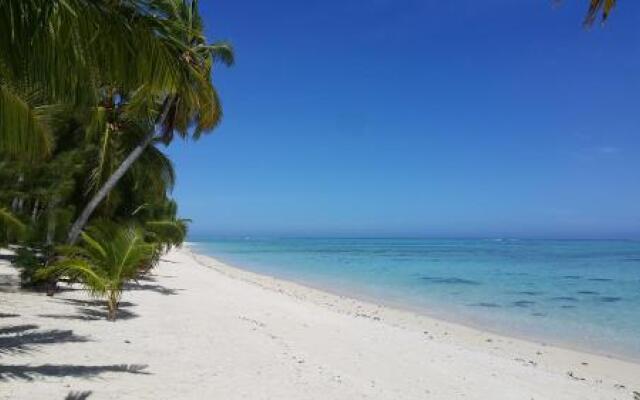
[38,307,138,321]
[125,281,182,296]
[38,298,139,321]
[37,281,180,322]
[0,324,150,383]
[0,363,149,381]
[55,299,136,308]
[0,254,15,262]
[0,325,89,355]
[0,324,39,335]
[65,392,92,400]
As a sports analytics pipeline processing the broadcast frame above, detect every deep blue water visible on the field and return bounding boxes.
[191,238,640,360]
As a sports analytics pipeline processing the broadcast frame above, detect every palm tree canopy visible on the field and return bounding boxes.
[157,0,235,144]
[0,0,189,159]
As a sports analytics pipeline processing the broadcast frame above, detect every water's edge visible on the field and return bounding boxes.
[186,243,640,364]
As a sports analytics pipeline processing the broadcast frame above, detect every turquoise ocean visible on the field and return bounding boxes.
[191,238,640,361]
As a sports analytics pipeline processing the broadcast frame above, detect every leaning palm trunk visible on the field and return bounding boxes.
[67,97,174,244]
[66,6,233,245]
[67,132,155,244]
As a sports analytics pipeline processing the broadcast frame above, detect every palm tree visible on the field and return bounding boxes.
[79,97,178,217]
[584,0,616,26]
[0,0,186,160]
[66,0,234,244]
[38,225,154,320]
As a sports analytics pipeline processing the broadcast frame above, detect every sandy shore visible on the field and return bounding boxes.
[1,247,639,399]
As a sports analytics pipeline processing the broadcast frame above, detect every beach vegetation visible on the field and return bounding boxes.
[37,224,155,320]
[0,0,231,297]
[0,208,26,246]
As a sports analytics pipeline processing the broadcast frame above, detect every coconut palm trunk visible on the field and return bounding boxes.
[66,97,175,244]
[67,132,154,244]
[107,289,120,321]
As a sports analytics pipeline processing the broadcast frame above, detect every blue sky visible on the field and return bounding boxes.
[167,0,640,238]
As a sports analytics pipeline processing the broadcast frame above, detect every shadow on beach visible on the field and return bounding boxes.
[39,307,139,321]
[125,277,183,296]
[65,392,93,400]
[126,282,183,296]
[0,363,149,381]
[38,298,139,321]
[0,322,150,383]
[0,325,89,355]
[56,299,135,308]
[0,254,15,262]
[26,277,181,322]
[0,274,176,384]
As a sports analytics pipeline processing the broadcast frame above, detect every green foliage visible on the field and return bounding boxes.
[38,224,155,320]
[0,1,221,281]
[0,208,26,243]
[0,83,56,159]
[0,1,179,159]
[145,220,189,248]
[14,247,48,288]
[62,0,233,243]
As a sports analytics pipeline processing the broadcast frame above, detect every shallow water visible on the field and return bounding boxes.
[191,238,640,360]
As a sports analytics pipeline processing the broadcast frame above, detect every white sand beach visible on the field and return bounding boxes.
[1,247,639,400]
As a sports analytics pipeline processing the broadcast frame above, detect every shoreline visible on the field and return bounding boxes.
[184,248,640,384]
[2,246,639,399]
[187,244,640,365]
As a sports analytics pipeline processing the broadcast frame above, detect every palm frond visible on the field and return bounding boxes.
[0,0,191,158]
[121,230,154,276]
[133,144,176,194]
[79,231,108,260]
[37,257,109,296]
[145,219,188,246]
[0,207,27,234]
[201,41,235,67]
[584,0,616,26]
[87,120,115,194]
[0,84,53,159]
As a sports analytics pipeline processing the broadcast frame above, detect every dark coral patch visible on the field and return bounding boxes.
[518,291,542,296]
[599,296,622,303]
[468,302,501,308]
[421,277,481,285]
[550,296,578,302]
[531,312,547,317]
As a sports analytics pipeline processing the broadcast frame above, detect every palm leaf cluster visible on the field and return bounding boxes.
[0,0,232,318]
[0,0,185,159]
[39,225,155,320]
